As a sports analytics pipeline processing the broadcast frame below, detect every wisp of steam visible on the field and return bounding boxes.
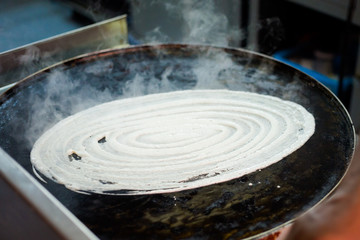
[24,0,287,147]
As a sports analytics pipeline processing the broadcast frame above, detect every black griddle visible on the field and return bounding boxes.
[0,44,355,239]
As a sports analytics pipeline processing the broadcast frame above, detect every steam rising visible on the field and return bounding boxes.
[26,69,116,145]
[138,0,242,47]
[23,0,290,149]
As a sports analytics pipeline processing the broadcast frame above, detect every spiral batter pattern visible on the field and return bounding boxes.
[31,90,315,195]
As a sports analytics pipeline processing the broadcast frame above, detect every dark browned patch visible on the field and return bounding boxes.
[68,152,82,161]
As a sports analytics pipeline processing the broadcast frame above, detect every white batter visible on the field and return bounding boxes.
[30,89,315,195]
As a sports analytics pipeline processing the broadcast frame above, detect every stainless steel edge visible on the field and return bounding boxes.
[0,14,128,87]
[0,83,15,95]
[0,147,99,240]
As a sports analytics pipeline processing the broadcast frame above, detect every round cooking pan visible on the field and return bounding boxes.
[0,44,355,239]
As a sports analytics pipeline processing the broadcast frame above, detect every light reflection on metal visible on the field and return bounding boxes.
[0,15,128,88]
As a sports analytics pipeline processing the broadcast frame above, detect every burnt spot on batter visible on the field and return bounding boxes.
[98,136,107,144]
[180,173,209,183]
[68,152,82,161]
[99,180,116,185]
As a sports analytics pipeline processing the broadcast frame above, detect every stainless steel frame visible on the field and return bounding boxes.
[0,14,128,89]
[0,14,129,239]
[0,148,98,240]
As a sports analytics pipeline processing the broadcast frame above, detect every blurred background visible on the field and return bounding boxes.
[1,0,359,131]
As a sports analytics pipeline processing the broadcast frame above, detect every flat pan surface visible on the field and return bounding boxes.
[0,44,355,239]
